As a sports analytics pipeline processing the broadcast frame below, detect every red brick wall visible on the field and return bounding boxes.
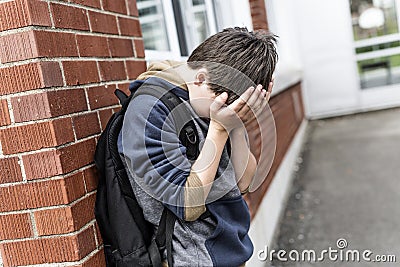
[249,0,269,31]
[0,0,145,266]
[246,83,304,219]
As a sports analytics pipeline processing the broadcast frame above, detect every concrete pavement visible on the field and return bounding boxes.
[270,108,400,267]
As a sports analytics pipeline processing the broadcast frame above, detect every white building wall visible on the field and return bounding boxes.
[269,0,400,118]
[214,0,253,30]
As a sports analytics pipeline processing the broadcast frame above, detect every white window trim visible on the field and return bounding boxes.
[354,33,400,48]
[356,46,400,61]
[205,0,218,34]
[142,0,218,61]
[143,0,181,60]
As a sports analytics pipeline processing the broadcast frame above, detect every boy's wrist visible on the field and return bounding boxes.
[230,126,246,137]
[209,119,228,135]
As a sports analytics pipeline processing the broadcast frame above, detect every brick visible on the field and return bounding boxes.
[71,193,96,230]
[88,11,118,35]
[26,0,53,27]
[52,117,76,144]
[11,93,50,122]
[0,99,10,126]
[87,84,118,110]
[102,0,127,14]
[126,60,146,80]
[75,248,106,267]
[77,225,98,259]
[40,61,65,88]
[0,0,51,31]
[118,17,141,37]
[83,166,98,193]
[72,112,101,139]
[58,138,96,173]
[98,108,113,130]
[51,3,89,31]
[35,30,79,58]
[76,35,110,57]
[0,179,68,212]
[22,150,63,179]
[134,39,145,58]
[22,138,96,179]
[108,37,134,57]
[34,193,95,235]
[34,205,74,235]
[63,61,100,85]
[0,1,26,31]
[98,61,126,82]
[70,0,101,9]
[0,30,78,63]
[11,89,87,122]
[0,157,22,184]
[0,30,37,63]
[0,213,32,240]
[0,226,96,266]
[0,62,63,95]
[0,118,74,154]
[47,89,88,117]
[126,0,139,17]
[64,171,86,202]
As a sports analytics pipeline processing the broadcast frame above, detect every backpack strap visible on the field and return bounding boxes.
[114,89,129,104]
[154,208,176,267]
[132,85,200,160]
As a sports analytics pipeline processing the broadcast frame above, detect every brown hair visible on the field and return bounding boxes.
[188,27,278,104]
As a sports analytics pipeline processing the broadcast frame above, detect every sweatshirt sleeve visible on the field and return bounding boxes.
[120,94,206,221]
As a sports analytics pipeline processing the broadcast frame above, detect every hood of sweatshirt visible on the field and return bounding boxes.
[136,60,188,91]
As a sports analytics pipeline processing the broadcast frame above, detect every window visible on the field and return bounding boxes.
[137,0,218,60]
[137,0,170,51]
[350,0,400,89]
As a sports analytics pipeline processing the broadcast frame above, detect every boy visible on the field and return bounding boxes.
[118,27,278,266]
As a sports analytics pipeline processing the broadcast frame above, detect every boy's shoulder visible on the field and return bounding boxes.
[130,77,189,101]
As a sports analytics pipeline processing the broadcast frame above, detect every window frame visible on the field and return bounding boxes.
[139,0,218,61]
[351,0,400,88]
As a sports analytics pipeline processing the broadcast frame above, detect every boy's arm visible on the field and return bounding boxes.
[229,128,256,194]
[184,120,228,220]
[227,81,274,194]
[185,92,242,220]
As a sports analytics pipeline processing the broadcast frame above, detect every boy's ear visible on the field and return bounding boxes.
[194,68,208,86]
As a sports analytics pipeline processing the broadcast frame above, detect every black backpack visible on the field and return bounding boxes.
[94,85,200,267]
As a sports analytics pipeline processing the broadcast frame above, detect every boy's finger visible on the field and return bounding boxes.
[251,88,267,112]
[230,87,254,111]
[240,86,255,103]
[266,91,271,102]
[229,86,254,111]
[267,81,273,94]
[246,84,263,109]
[211,92,228,110]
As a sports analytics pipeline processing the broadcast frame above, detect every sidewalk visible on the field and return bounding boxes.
[271,108,400,267]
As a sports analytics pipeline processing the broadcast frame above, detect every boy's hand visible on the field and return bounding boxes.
[209,92,244,132]
[229,80,274,125]
[209,80,274,132]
